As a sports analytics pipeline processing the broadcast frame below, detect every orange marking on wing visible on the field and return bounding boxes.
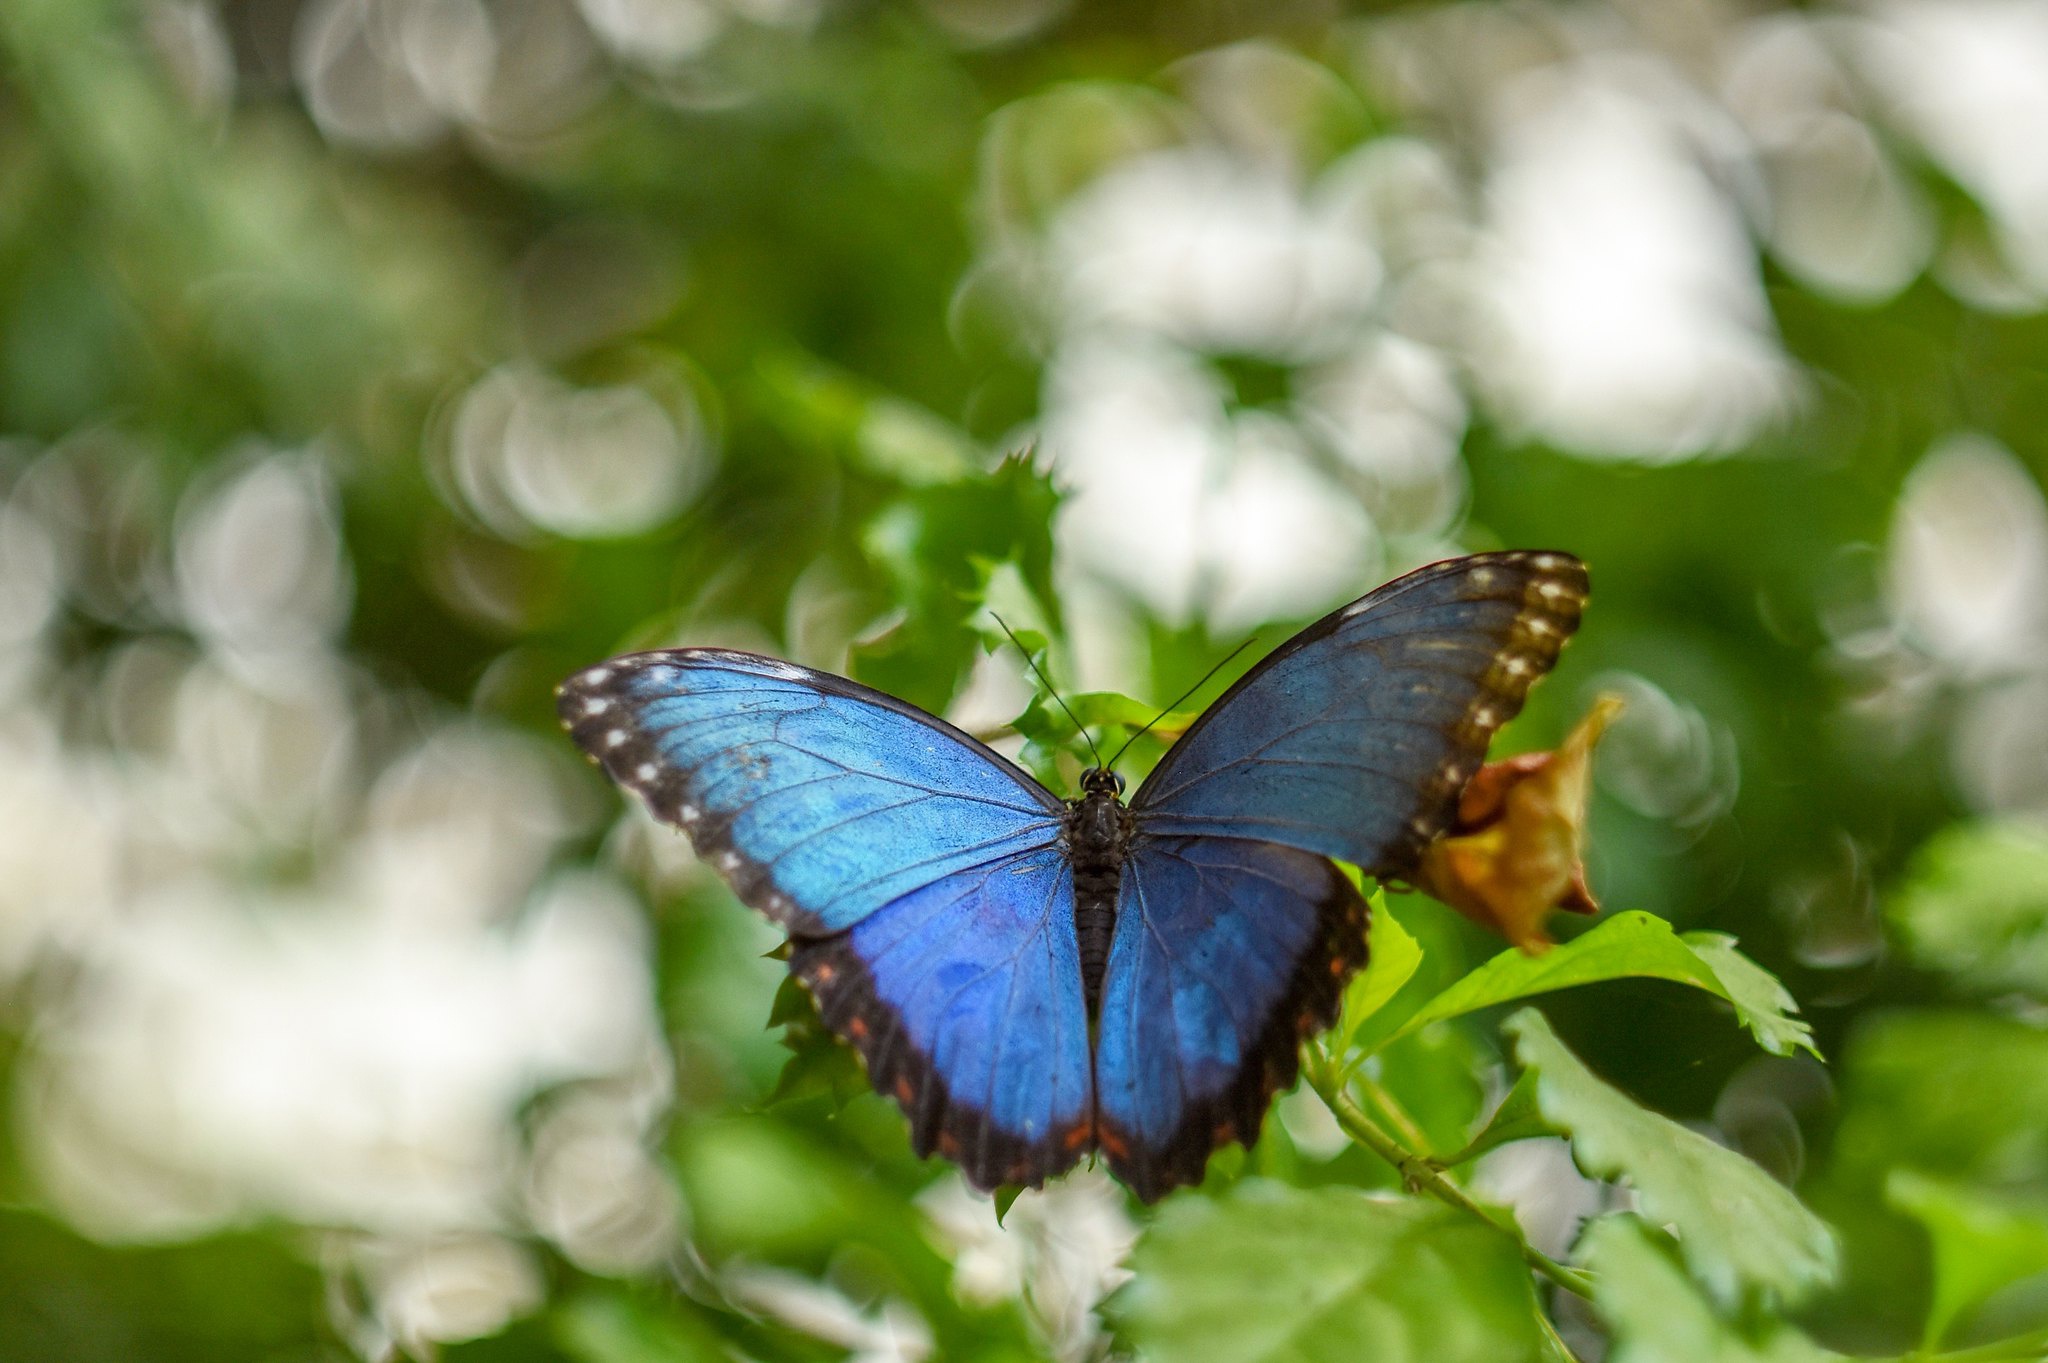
[1212,1122,1236,1146]
[811,962,835,984]
[938,1132,962,1158]
[846,1016,868,1039]
[1061,1122,1093,1151]
[1097,1127,1130,1159]
[895,1076,916,1104]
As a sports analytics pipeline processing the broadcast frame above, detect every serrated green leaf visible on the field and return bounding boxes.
[1444,1068,1552,1167]
[554,1289,728,1363]
[1680,933,1818,1059]
[1581,1217,1844,1363]
[1110,1181,1545,1363]
[1389,911,1817,1058]
[1888,1169,2048,1348]
[1505,1010,1837,1304]
[1890,821,2048,997]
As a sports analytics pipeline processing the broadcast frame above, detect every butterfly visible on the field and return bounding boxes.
[558,550,1587,1201]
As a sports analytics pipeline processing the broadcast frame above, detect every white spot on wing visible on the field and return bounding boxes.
[583,697,610,716]
[605,729,628,749]
[585,667,613,686]
[635,762,658,782]
[1537,580,1573,603]
[1531,553,1568,572]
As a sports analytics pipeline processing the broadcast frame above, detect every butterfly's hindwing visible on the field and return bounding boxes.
[1132,551,1588,877]
[1093,835,1368,1201]
[792,846,1093,1191]
[558,650,1063,935]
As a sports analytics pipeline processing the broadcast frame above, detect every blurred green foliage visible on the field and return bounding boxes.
[8,1,2048,1362]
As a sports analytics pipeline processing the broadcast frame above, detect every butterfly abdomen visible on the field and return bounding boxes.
[1066,790,1131,1015]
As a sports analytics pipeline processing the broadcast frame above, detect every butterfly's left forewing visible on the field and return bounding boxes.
[561,650,1064,934]
[559,649,1091,1190]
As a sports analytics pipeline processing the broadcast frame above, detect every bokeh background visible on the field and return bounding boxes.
[5,0,2048,1358]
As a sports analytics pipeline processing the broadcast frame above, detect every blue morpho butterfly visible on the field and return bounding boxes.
[559,550,1587,1201]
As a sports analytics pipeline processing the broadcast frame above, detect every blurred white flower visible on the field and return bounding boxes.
[1043,337,1377,630]
[1471,61,1801,460]
[1854,0,2048,301]
[576,0,725,65]
[1721,14,1934,303]
[174,448,354,674]
[1470,1138,1610,1260]
[919,1170,1135,1363]
[296,0,605,151]
[359,1234,548,1352]
[522,1095,682,1273]
[1298,334,1468,537]
[448,361,709,542]
[725,1266,934,1363]
[1051,146,1380,359]
[1886,432,2048,674]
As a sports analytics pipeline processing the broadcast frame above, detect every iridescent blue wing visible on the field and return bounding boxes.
[559,650,1090,1189]
[793,847,1092,1189]
[1131,551,1589,875]
[1094,836,1367,1200]
[1096,551,1587,1199]
[559,649,1064,934]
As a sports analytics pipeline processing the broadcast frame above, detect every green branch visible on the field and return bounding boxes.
[1302,1050,1596,1301]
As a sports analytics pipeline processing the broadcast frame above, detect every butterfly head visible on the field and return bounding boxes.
[1078,767,1126,799]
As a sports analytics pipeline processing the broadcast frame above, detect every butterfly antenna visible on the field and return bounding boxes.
[990,614,1104,770]
[1105,636,1258,772]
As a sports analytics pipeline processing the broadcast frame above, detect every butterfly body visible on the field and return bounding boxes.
[560,551,1587,1201]
[1066,768,1131,1014]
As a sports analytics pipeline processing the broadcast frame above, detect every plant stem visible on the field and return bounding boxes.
[1355,1072,1436,1157]
[1534,1308,1585,1363]
[1305,1051,1596,1301]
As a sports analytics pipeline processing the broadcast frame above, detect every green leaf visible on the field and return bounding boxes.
[1832,1011,2048,1185]
[1887,1170,2048,1348]
[1504,1009,1837,1304]
[1889,821,2048,997]
[554,1289,727,1363]
[1679,933,1818,1059]
[1329,886,1418,1058]
[1444,1069,1552,1167]
[853,456,1063,714]
[992,1185,1022,1227]
[1581,1217,1844,1363]
[1110,1181,1546,1363]
[1389,911,1817,1058]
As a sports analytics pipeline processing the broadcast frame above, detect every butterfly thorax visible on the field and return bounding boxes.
[1067,769,1131,1017]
